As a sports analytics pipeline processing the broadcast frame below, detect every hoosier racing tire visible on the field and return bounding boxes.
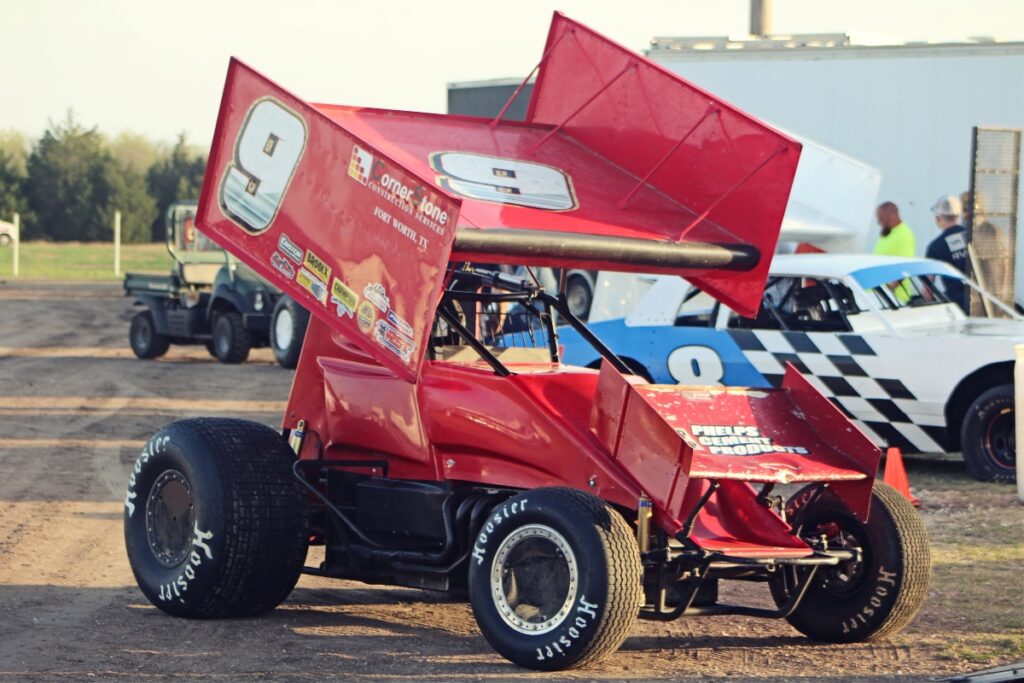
[770,481,930,643]
[123,418,309,618]
[467,487,642,670]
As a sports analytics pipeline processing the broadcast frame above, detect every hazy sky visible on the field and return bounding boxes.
[4,0,1023,146]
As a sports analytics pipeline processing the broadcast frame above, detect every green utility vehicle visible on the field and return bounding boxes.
[124,202,308,367]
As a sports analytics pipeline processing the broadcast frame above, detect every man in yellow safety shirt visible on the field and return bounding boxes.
[873,201,915,302]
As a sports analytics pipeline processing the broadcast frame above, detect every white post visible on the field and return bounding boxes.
[1015,344,1024,502]
[114,209,122,276]
[11,212,19,277]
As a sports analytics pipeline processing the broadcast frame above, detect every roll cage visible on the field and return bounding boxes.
[430,266,635,377]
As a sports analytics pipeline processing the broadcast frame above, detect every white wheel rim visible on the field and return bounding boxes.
[490,523,578,636]
[274,309,294,350]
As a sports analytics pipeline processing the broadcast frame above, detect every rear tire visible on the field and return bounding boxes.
[770,482,930,643]
[212,310,250,364]
[123,418,309,618]
[270,296,309,369]
[468,487,642,670]
[961,384,1016,483]
[130,310,170,359]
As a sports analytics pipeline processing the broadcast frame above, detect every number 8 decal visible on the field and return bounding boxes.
[220,98,307,234]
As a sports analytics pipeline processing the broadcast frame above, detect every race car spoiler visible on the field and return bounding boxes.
[196,13,801,380]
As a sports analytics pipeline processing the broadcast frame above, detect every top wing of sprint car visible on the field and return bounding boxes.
[195,13,881,521]
[196,12,802,382]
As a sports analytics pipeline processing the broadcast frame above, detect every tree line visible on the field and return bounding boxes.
[0,113,206,243]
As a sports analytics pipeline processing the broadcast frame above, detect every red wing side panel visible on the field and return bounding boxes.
[196,59,461,381]
[527,13,801,316]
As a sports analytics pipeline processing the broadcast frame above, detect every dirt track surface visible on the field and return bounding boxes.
[0,281,1021,681]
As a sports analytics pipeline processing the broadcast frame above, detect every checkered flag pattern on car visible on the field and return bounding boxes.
[727,330,947,454]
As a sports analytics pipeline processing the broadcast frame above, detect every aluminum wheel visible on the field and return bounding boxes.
[145,469,195,568]
[274,308,294,351]
[490,523,578,635]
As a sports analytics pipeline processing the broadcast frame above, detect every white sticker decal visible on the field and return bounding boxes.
[430,152,576,211]
[220,98,307,234]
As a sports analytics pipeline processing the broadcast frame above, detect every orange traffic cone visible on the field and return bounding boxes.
[883,447,920,507]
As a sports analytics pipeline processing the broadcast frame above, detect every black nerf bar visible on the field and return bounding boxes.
[452,228,760,272]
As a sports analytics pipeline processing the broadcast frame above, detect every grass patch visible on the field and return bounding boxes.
[941,634,1024,666]
[0,242,174,281]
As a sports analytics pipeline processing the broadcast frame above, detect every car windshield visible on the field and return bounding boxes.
[866,274,954,310]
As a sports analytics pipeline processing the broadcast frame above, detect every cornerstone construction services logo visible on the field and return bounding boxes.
[348,145,373,185]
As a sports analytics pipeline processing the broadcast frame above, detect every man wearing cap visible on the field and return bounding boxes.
[926,195,970,313]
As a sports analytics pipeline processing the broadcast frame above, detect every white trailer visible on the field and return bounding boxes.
[648,36,1024,300]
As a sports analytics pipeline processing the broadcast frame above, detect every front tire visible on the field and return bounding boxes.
[130,310,170,359]
[270,296,309,369]
[770,482,930,643]
[468,488,642,670]
[123,418,309,618]
[961,384,1016,483]
[212,310,251,364]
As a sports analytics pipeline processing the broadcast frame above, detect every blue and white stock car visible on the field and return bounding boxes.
[560,254,1020,483]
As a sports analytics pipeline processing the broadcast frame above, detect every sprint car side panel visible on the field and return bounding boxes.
[197,59,461,382]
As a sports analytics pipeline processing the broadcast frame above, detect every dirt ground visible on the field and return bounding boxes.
[0,281,1021,682]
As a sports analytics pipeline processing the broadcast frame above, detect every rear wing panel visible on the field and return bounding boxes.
[196,60,461,381]
[527,13,802,315]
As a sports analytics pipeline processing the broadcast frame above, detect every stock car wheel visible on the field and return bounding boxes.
[270,297,309,369]
[130,310,170,359]
[123,418,309,618]
[467,488,642,670]
[565,275,593,321]
[770,482,930,643]
[212,310,251,364]
[961,384,1016,483]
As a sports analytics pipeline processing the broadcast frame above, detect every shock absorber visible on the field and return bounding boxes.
[288,419,306,455]
[636,492,653,553]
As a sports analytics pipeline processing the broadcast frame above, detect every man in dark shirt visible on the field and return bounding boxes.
[925,195,970,313]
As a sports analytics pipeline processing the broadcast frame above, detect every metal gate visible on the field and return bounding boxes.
[966,126,1021,316]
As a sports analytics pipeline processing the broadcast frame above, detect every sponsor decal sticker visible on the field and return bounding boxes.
[386,308,414,340]
[277,234,303,264]
[374,319,415,363]
[270,251,297,280]
[296,268,328,306]
[348,145,373,185]
[357,300,376,332]
[363,283,391,313]
[687,425,809,456]
[330,278,359,318]
[303,249,331,284]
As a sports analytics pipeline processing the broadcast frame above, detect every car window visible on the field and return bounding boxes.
[728,277,854,332]
[867,274,954,310]
[674,287,718,327]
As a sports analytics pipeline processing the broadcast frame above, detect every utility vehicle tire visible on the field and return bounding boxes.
[123,418,309,618]
[212,310,250,364]
[467,487,642,671]
[130,310,170,359]
[770,481,930,643]
[565,275,593,321]
[270,296,309,369]
[961,384,1016,483]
